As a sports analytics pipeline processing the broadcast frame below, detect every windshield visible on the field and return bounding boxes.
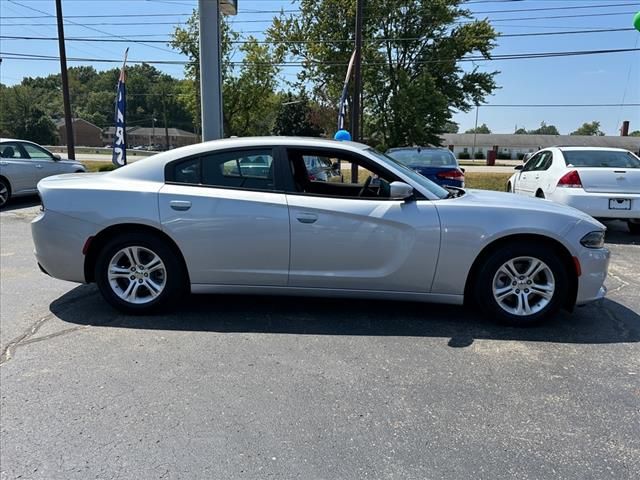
[563,150,640,168]
[367,149,450,199]
[387,148,457,167]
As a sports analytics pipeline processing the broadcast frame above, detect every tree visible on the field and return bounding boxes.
[514,127,527,134]
[267,0,498,147]
[529,121,560,135]
[628,130,640,137]
[465,123,491,134]
[0,85,56,144]
[273,91,324,136]
[442,121,459,134]
[170,11,282,136]
[571,121,605,136]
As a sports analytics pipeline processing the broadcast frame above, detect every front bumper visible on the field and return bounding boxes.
[575,246,610,305]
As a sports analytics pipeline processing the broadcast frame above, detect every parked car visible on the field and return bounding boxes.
[32,137,608,326]
[386,147,465,188]
[303,155,342,182]
[0,138,86,208]
[507,147,640,233]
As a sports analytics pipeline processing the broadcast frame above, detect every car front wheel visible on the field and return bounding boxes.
[474,243,568,326]
[95,233,185,314]
[0,178,10,208]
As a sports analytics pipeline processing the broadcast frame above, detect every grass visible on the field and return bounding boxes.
[82,162,511,192]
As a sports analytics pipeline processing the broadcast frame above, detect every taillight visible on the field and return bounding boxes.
[557,170,582,188]
[436,169,465,181]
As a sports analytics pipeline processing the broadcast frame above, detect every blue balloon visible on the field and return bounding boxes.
[334,130,352,141]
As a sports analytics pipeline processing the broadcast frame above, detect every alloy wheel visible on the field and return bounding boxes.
[492,256,555,316]
[0,182,8,207]
[107,246,167,305]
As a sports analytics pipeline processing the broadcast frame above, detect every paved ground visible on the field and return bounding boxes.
[1,199,638,479]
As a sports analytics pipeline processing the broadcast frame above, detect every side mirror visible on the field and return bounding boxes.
[53,153,62,160]
[514,165,523,170]
[389,181,414,200]
[460,167,466,173]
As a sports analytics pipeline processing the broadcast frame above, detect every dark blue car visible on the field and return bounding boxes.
[386,147,465,188]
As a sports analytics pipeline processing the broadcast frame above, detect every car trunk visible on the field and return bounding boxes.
[577,168,640,194]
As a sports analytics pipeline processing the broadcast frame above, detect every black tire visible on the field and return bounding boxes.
[474,242,569,326]
[94,232,186,314]
[628,220,640,235]
[506,182,512,193]
[0,177,11,208]
[535,190,545,199]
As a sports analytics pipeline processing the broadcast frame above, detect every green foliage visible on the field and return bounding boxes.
[0,84,56,144]
[442,121,459,134]
[496,151,511,159]
[170,12,282,137]
[267,0,498,147]
[528,122,560,135]
[98,164,118,172]
[630,130,640,137]
[465,123,491,134]
[571,121,605,136]
[458,151,471,159]
[474,150,485,159]
[273,91,324,136]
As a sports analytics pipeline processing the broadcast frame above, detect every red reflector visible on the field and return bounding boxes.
[573,256,582,277]
[557,170,582,188]
[82,236,94,255]
[436,169,465,181]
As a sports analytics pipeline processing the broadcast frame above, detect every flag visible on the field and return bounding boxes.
[112,48,129,167]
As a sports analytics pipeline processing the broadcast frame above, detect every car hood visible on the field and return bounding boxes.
[458,188,604,227]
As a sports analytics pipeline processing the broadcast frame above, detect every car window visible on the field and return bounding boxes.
[169,150,276,191]
[21,143,54,160]
[0,142,27,159]
[386,149,457,167]
[562,150,640,168]
[522,152,548,172]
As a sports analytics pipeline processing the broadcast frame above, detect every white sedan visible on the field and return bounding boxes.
[32,137,609,326]
[507,147,640,233]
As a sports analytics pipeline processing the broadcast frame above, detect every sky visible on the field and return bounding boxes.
[0,0,639,135]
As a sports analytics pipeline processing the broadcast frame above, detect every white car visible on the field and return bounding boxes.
[507,147,640,233]
[0,138,86,208]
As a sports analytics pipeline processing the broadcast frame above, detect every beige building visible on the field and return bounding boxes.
[56,118,103,147]
[102,126,198,149]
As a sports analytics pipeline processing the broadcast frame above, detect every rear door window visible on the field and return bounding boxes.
[562,150,640,168]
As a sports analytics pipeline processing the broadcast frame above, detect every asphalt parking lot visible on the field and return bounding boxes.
[1,198,639,479]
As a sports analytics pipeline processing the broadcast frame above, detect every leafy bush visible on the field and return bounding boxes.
[497,152,511,160]
[474,151,485,159]
[98,164,118,172]
[458,151,471,159]
[517,153,526,160]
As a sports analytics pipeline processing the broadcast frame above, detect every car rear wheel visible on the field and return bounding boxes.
[474,243,568,326]
[506,182,512,192]
[535,190,545,199]
[0,178,10,208]
[628,220,640,235]
[95,233,185,314]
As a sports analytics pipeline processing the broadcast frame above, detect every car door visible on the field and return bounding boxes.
[0,142,36,194]
[158,147,290,287]
[517,152,547,196]
[19,142,62,183]
[284,147,441,293]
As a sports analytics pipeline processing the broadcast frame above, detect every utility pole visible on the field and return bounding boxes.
[351,0,364,182]
[471,104,479,161]
[199,0,223,141]
[55,0,75,160]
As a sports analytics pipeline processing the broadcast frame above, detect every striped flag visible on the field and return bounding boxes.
[112,48,129,167]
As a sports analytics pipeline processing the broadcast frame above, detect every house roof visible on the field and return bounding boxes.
[441,133,640,151]
[54,118,101,130]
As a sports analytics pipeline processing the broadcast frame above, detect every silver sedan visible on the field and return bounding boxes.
[32,137,609,326]
[0,138,86,207]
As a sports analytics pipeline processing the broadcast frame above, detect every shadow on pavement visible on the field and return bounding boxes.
[1,195,40,212]
[602,220,639,246]
[51,285,640,347]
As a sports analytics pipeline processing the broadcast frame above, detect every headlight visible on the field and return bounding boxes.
[580,231,605,249]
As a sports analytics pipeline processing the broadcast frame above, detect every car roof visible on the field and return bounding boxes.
[556,146,630,152]
[109,136,370,182]
[386,146,449,152]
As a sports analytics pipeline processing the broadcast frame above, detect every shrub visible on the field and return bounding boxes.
[98,164,118,172]
[458,151,471,159]
[517,153,526,160]
[497,152,511,160]
[474,151,485,159]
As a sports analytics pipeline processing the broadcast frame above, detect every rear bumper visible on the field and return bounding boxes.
[31,210,98,283]
[549,189,640,219]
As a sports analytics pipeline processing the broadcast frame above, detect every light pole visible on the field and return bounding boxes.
[198,0,237,142]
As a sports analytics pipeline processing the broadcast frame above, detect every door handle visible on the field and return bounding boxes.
[170,200,191,211]
[36,164,43,169]
[296,213,318,224]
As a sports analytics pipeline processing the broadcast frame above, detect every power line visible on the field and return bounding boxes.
[1,28,636,45]
[3,47,639,66]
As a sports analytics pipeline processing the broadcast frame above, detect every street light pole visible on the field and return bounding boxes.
[199,0,223,141]
[55,0,75,160]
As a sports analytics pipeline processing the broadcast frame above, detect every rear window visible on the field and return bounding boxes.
[387,149,457,167]
[562,150,640,168]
